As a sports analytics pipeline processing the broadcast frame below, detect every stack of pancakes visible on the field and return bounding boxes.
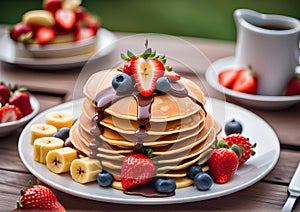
[70,69,221,189]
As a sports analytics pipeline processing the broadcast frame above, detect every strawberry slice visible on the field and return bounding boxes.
[0,105,23,124]
[75,27,96,41]
[232,67,257,94]
[131,57,165,97]
[55,9,76,30]
[218,68,244,89]
[121,153,156,190]
[36,27,55,44]
[164,71,181,82]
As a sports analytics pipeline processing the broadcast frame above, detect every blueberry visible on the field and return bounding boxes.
[187,164,202,179]
[97,171,114,187]
[194,172,213,191]
[154,178,176,194]
[54,127,70,141]
[224,119,243,135]
[156,77,171,93]
[112,73,134,94]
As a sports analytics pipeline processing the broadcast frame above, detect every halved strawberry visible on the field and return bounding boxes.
[36,27,55,44]
[131,57,165,97]
[0,105,23,124]
[75,27,95,41]
[55,9,76,30]
[232,67,257,94]
[218,68,244,89]
[121,153,156,190]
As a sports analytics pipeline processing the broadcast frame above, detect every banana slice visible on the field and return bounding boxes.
[30,124,57,144]
[70,157,102,184]
[46,147,78,174]
[45,111,74,130]
[22,10,55,27]
[33,137,64,164]
[62,0,82,11]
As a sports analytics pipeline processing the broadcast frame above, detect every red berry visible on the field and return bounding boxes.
[0,83,11,104]
[55,9,76,30]
[75,27,96,41]
[17,183,65,211]
[0,105,23,123]
[44,0,62,14]
[131,57,165,97]
[36,27,55,45]
[284,73,300,96]
[223,133,256,165]
[218,68,244,89]
[121,153,156,190]
[9,91,33,117]
[232,68,257,95]
[208,148,239,184]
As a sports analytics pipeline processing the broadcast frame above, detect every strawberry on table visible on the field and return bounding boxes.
[208,147,239,184]
[17,181,65,211]
[9,90,33,117]
[222,133,256,165]
[121,153,156,190]
[0,105,23,124]
[55,9,76,30]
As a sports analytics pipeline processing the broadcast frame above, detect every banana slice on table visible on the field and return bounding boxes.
[33,137,64,164]
[22,10,55,27]
[30,124,57,144]
[46,112,74,130]
[70,157,102,184]
[46,147,78,174]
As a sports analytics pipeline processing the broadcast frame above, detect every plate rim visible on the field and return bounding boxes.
[18,97,280,205]
[205,56,300,103]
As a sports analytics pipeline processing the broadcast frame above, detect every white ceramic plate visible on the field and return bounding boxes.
[0,28,116,70]
[205,56,300,110]
[18,97,280,205]
[0,95,39,137]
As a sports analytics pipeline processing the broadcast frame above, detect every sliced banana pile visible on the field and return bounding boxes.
[30,111,102,184]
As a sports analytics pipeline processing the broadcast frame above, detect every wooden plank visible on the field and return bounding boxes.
[0,170,298,211]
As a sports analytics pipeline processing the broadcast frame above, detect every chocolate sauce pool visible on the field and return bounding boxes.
[90,80,206,197]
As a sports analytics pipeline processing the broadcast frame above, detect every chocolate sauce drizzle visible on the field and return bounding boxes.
[89,79,206,196]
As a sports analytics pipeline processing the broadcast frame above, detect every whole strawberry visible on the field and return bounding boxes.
[17,181,65,211]
[9,90,33,117]
[121,153,156,190]
[284,73,300,96]
[0,83,11,105]
[223,133,256,165]
[208,147,239,184]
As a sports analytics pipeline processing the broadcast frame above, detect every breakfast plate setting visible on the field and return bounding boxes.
[205,56,300,110]
[0,28,116,70]
[18,97,280,205]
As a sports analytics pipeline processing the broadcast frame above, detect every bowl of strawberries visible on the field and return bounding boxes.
[0,83,39,137]
[10,0,100,58]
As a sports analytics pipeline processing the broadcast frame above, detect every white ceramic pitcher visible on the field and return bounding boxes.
[234,9,300,96]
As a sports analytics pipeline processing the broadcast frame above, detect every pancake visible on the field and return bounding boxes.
[69,69,221,193]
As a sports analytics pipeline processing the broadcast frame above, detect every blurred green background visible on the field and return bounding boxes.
[0,0,299,41]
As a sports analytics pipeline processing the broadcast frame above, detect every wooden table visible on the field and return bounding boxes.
[0,31,299,211]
